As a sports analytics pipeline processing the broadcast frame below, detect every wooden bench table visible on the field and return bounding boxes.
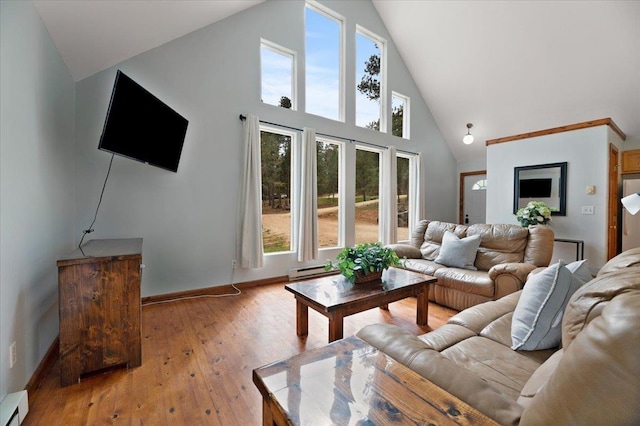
[285,268,436,342]
[253,336,498,425]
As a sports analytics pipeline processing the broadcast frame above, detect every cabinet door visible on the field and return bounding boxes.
[622,149,640,174]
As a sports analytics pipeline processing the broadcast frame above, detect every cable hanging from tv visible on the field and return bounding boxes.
[78,153,115,249]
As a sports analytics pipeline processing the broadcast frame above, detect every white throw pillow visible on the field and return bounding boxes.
[434,230,481,270]
[511,260,586,351]
[565,259,592,284]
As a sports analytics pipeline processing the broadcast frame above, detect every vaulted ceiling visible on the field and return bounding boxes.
[32,0,640,162]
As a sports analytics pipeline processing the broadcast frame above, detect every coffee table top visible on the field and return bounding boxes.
[253,336,498,425]
[285,267,436,312]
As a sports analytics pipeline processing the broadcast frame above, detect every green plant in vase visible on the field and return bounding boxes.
[325,242,402,283]
[516,201,552,227]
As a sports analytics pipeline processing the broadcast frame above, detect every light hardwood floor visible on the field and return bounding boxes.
[23,281,457,425]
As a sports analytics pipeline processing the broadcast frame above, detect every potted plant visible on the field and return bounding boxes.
[516,201,552,227]
[325,242,402,283]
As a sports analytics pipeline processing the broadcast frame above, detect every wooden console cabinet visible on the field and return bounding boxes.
[57,238,143,387]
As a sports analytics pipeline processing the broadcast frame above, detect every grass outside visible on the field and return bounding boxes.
[262,197,409,252]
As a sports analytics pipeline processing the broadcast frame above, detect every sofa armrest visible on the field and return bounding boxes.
[388,243,422,259]
[489,263,538,299]
[488,262,537,281]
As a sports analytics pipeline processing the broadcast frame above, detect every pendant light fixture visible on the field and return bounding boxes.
[463,123,474,145]
[622,192,640,215]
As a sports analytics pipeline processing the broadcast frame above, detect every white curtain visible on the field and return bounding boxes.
[380,146,397,245]
[236,114,263,268]
[297,128,318,262]
[409,153,424,234]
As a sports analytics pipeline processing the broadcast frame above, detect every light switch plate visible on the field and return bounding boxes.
[582,206,594,215]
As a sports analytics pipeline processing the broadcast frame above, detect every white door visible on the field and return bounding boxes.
[463,174,487,225]
[622,179,640,251]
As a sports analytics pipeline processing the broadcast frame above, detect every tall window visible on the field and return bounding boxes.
[261,128,294,253]
[261,40,296,109]
[355,26,386,131]
[305,3,343,121]
[391,92,410,139]
[316,139,342,248]
[355,147,381,244]
[397,155,410,241]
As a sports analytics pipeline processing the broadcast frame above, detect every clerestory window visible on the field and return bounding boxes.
[260,39,296,110]
[305,2,344,121]
[355,26,386,132]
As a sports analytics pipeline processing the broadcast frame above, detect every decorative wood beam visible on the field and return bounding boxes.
[486,118,626,146]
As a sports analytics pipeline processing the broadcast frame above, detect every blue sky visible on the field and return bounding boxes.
[261,6,380,126]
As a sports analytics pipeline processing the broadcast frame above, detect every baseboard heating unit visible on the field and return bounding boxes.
[288,265,335,281]
[0,391,28,426]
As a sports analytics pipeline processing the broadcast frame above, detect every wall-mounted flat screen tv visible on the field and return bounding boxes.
[98,70,188,172]
[519,178,552,198]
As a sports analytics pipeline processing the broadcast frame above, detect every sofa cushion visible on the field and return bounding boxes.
[403,258,446,276]
[388,244,422,259]
[479,311,514,347]
[523,225,554,266]
[511,261,584,351]
[562,267,640,348]
[417,323,476,351]
[434,230,481,270]
[441,336,542,401]
[517,349,563,409]
[356,324,524,426]
[468,223,528,270]
[449,290,521,333]
[596,246,640,277]
[520,292,640,426]
[419,221,467,260]
[409,219,431,249]
[435,268,495,298]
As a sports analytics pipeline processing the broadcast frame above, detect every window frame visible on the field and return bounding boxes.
[316,136,345,250]
[396,152,417,243]
[355,25,387,133]
[259,124,298,255]
[354,144,384,244]
[391,91,410,139]
[304,1,346,122]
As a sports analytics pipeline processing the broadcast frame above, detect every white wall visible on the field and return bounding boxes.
[457,157,487,176]
[74,0,457,297]
[623,136,640,150]
[487,125,623,272]
[0,1,76,399]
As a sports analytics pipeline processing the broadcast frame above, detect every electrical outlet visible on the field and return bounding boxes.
[581,206,594,215]
[232,260,237,269]
[9,341,16,368]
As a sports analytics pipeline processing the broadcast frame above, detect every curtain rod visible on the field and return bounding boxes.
[239,114,418,156]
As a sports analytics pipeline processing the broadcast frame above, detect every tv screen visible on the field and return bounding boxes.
[520,178,552,198]
[98,70,188,172]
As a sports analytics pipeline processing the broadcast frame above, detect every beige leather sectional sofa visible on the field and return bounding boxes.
[389,220,555,311]
[357,248,640,425]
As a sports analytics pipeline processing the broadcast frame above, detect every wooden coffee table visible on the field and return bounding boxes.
[253,336,498,425]
[285,267,437,342]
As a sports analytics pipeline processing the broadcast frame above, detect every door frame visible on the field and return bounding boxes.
[459,170,487,224]
[608,144,619,259]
